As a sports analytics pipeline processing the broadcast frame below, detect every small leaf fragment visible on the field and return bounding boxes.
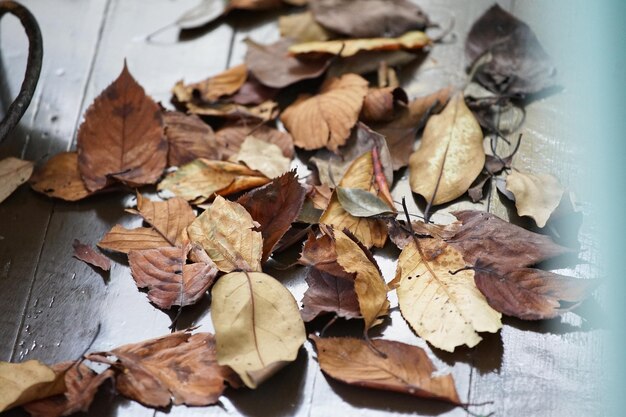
[172,64,247,103]
[72,239,111,271]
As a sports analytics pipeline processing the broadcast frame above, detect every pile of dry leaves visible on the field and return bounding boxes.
[0,1,596,416]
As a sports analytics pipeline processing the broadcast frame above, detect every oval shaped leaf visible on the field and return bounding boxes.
[336,187,396,218]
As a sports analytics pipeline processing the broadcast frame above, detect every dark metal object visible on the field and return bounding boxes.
[0,0,43,143]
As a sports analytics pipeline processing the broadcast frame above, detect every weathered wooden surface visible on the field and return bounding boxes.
[0,1,603,416]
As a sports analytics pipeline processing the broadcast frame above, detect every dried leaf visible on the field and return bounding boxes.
[281,74,368,152]
[215,123,294,160]
[310,184,332,210]
[128,245,218,309]
[87,331,238,407]
[299,230,353,280]
[211,271,306,388]
[235,136,291,179]
[360,86,408,123]
[0,360,64,412]
[309,0,429,38]
[334,229,389,330]
[77,63,166,192]
[187,196,262,273]
[174,0,227,29]
[185,100,279,121]
[29,153,92,202]
[231,76,278,105]
[300,268,360,322]
[158,159,269,204]
[336,187,395,217]
[311,335,460,404]
[473,261,597,320]
[127,194,196,246]
[163,111,219,166]
[409,93,485,205]
[172,64,247,104]
[289,31,430,58]
[98,225,169,254]
[237,171,306,262]
[505,171,565,228]
[0,157,34,203]
[72,239,111,272]
[391,238,502,352]
[388,219,460,249]
[327,50,419,79]
[279,11,333,43]
[245,38,330,89]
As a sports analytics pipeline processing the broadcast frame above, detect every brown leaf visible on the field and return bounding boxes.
[231,76,278,105]
[234,137,291,179]
[387,219,461,249]
[300,268,360,322]
[157,159,269,204]
[281,74,368,152]
[311,335,460,404]
[447,210,574,268]
[245,38,331,89]
[237,171,306,262]
[184,100,279,122]
[23,362,113,417]
[279,11,333,43]
[327,50,419,79]
[473,261,597,320]
[310,184,332,210]
[29,153,92,202]
[299,229,354,280]
[72,239,111,272]
[87,331,239,407]
[127,194,196,246]
[0,157,34,203]
[505,170,565,228]
[360,86,408,123]
[289,31,429,58]
[309,0,430,38]
[0,360,65,412]
[128,245,218,309]
[215,123,294,160]
[77,63,166,192]
[163,111,219,166]
[98,225,169,254]
[172,64,247,103]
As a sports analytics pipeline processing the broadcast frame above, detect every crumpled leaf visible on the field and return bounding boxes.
[505,170,565,228]
[336,187,395,217]
[29,153,92,202]
[215,123,294,160]
[391,238,502,352]
[279,11,333,43]
[235,136,291,179]
[360,86,408,123]
[289,31,430,58]
[23,362,113,417]
[98,225,170,254]
[127,194,196,246]
[245,38,331,89]
[158,159,269,204]
[77,63,166,192]
[472,261,597,321]
[309,0,429,38]
[0,360,65,412]
[311,335,460,404]
[409,93,485,205]
[211,271,306,388]
[163,111,219,166]
[72,239,111,272]
[184,100,279,121]
[187,196,262,273]
[282,74,368,152]
[237,171,306,262]
[300,268,360,322]
[128,245,218,309]
[172,64,247,103]
[87,331,239,407]
[299,229,353,280]
[466,4,556,97]
[0,157,34,203]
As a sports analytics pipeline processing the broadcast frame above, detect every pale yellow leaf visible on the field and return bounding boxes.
[0,157,34,203]
[235,136,291,179]
[0,360,65,412]
[505,170,564,228]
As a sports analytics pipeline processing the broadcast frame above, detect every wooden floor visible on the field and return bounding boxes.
[0,1,605,416]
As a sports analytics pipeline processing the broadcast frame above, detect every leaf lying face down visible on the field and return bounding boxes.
[73,239,111,272]
[77,62,166,192]
[172,64,248,104]
[211,271,306,388]
[0,157,34,204]
[311,335,460,404]
[29,152,93,202]
[87,331,239,407]
[0,360,65,412]
[215,122,294,161]
[391,238,502,352]
[163,111,220,166]
[281,74,368,152]
[409,93,485,206]
[234,137,291,179]
[309,0,430,38]
[465,4,556,97]
[157,159,269,204]
[289,31,430,58]
[505,170,565,228]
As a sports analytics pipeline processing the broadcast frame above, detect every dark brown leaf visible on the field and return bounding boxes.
[72,239,111,272]
[163,111,219,166]
[300,268,359,322]
[237,171,306,262]
[127,194,196,246]
[77,63,166,192]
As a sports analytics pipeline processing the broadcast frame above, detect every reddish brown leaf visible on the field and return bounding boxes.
[300,268,359,322]
[127,194,196,246]
[172,64,247,103]
[298,229,353,280]
[237,171,306,261]
[87,331,239,408]
[215,123,294,160]
[163,111,219,166]
[29,152,93,201]
[231,76,278,105]
[311,335,460,404]
[77,63,166,192]
[245,38,331,89]
[128,245,218,309]
[360,86,408,123]
[473,261,597,320]
[98,225,169,254]
[72,239,111,272]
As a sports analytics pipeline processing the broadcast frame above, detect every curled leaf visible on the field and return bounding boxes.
[505,170,565,228]
[128,194,196,246]
[360,86,408,123]
[172,64,247,103]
